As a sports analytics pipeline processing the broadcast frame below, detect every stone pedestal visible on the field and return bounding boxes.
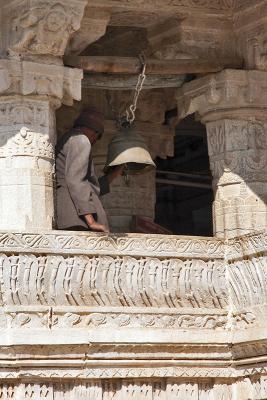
[177,69,267,238]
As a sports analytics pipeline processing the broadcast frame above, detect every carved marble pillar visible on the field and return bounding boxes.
[93,120,174,232]
[177,69,267,238]
[0,60,82,230]
[0,0,86,230]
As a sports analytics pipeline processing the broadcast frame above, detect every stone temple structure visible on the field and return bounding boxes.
[0,0,267,398]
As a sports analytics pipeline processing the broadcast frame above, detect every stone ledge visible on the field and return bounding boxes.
[0,230,224,258]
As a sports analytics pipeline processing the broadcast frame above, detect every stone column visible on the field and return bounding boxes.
[177,69,267,238]
[0,0,86,230]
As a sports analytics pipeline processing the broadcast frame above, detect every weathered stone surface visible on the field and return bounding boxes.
[0,60,83,231]
[0,230,265,398]
[0,1,267,399]
[147,14,239,65]
[0,0,87,58]
[177,70,267,238]
[0,99,55,231]
[66,6,111,55]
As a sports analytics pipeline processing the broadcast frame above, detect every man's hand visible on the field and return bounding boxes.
[107,165,125,184]
[84,214,109,233]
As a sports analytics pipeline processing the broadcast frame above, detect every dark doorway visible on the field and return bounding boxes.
[155,115,213,236]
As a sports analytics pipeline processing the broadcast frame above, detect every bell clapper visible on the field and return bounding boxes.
[123,164,130,186]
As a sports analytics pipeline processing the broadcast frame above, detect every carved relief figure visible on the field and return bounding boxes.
[10,3,83,56]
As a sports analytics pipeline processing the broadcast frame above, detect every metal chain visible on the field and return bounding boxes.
[125,54,147,124]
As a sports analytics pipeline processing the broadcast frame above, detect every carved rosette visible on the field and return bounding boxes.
[177,69,267,238]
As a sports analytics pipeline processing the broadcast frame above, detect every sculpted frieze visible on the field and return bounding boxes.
[206,120,267,180]
[0,231,225,258]
[0,99,54,149]
[0,377,263,400]
[0,230,263,335]
[0,253,228,310]
[225,231,267,259]
[7,0,87,57]
[0,380,233,400]
[0,127,54,160]
[0,228,264,398]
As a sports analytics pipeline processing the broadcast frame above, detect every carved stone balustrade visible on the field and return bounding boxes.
[0,230,266,398]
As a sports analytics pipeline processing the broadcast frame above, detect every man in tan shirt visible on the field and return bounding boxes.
[56,108,123,232]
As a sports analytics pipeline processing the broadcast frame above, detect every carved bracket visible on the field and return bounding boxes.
[177,69,267,122]
[1,0,87,57]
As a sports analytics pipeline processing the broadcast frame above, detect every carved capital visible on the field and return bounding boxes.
[177,69,267,122]
[1,0,87,58]
[0,60,83,106]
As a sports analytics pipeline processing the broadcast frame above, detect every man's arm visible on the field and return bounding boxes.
[84,214,108,232]
[98,165,125,196]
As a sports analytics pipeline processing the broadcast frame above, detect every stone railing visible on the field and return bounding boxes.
[0,230,266,399]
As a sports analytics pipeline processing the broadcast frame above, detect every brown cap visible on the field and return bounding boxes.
[74,107,104,135]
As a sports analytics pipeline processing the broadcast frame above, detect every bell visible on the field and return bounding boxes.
[104,124,156,175]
